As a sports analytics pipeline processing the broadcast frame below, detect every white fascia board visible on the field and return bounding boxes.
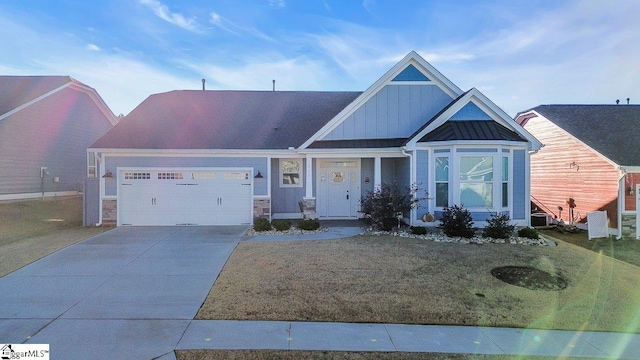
[90,148,301,158]
[464,88,542,151]
[68,81,118,125]
[0,82,72,121]
[299,51,463,149]
[620,166,640,172]
[299,148,405,158]
[412,140,530,150]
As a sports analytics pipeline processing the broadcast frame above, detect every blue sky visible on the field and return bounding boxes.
[1,0,638,116]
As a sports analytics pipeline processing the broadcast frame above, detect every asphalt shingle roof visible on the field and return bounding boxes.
[530,105,640,166]
[0,76,72,116]
[91,90,361,150]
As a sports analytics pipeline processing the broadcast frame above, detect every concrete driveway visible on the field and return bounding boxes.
[0,226,246,360]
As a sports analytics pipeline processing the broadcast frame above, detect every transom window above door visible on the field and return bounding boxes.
[280,159,303,187]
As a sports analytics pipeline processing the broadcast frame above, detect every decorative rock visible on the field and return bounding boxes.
[360,227,557,246]
[246,227,328,237]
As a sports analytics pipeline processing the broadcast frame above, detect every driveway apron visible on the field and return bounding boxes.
[0,226,245,360]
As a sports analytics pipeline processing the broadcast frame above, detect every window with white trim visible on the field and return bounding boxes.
[280,159,303,187]
[502,156,509,208]
[87,152,97,178]
[435,157,449,207]
[459,156,493,208]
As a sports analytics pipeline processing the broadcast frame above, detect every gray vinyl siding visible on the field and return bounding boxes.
[361,158,374,196]
[324,85,453,140]
[270,158,306,214]
[104,156,268,196]
[0,88,113,195]
[415,150,429,220]
[512,149,526,220]
[83,177,100,226]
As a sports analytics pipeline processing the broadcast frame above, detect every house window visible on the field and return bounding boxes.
[459,156,493,208]
[502,156,509,208]
[435,157,449,207]
[280,159,303,187]
[87,152,97,178]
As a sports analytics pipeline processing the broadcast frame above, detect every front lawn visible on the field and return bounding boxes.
[196,235,640,334]
[539,228,640,267]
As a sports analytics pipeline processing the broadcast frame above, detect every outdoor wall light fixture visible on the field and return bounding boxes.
[628,186,634,196]
[254,171,263,179]
[569,161,579,171]
[102,170,113,178]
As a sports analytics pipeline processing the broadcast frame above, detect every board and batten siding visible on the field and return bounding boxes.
[323,85,453,140]
[103,156,268,196]
[524,116,620,226]
[0,88,113,195]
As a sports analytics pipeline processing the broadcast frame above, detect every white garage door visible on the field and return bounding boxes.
[118,169,252,226]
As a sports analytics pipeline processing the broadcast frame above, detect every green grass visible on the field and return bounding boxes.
[0,196,85,246]
[539,228,640,267]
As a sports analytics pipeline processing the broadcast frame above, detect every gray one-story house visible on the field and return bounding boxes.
[85,51,541,227]
[0,76,117,201]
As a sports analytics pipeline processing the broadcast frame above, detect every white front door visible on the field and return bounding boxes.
[316,160,360,218]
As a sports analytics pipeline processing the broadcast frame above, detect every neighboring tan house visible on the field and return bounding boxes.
[0,76,118,201]
[516,104,640,238]
[86,51,541,227]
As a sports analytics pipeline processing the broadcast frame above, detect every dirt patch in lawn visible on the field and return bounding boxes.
[197,235,640,333]
[491,266,568,291]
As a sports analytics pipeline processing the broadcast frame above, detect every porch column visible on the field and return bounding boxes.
[305,155,313,198]
[374,156,382,189]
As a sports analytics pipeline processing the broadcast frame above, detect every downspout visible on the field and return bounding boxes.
[95,152,104,227]
[617,169,626,239]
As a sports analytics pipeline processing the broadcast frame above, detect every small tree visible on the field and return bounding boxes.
[482,212,515,239]
[360,182,424,231]
[439,204,475,238]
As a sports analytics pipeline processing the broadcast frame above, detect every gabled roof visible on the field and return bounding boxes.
[91,90,361,150]
[517,105,640,166]
[406,88,541,150]
[0,76,72,115]
[299,51,463,149]
[0,76,117,125]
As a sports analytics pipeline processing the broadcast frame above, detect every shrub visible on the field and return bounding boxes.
[518,227,539,239]
[410,226,427,235]
[253,217,272,232]
[482,212,515,239]
[439,204,475,238]
[272,219,291,231]
[297,218,320,231]
[360,182,424,231]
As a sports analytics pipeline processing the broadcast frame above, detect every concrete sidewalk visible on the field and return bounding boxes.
[177,320,640,358]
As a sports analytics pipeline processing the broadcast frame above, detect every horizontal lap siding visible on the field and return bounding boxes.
[0,89,113,195]
[525,117,620,226]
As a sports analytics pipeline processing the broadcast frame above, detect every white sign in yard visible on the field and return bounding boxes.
[0,344,49,359]
[587,211,609,240]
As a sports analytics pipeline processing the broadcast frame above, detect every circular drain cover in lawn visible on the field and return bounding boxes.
[491,266,567,291]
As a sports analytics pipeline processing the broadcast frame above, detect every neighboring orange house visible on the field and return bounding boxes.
[516,105,640,238]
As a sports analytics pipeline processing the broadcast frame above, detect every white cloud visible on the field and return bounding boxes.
[269,0,286,8]
[86,44,100,51]
[209,11,274,41]
[139,0,201,33]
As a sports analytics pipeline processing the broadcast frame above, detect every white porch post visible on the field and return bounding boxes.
[305,155,313,198]
[374,156,382,189]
